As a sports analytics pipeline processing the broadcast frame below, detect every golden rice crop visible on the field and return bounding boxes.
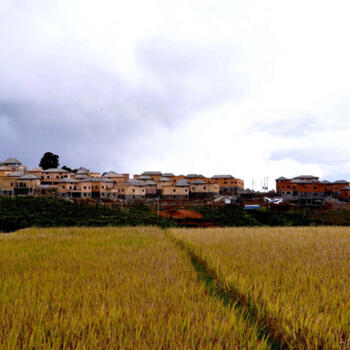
[0,227,268,349]
[171,227,350,349]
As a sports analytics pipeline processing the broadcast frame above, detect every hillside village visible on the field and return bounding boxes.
[1,157,350,207]
[0,158,244,202]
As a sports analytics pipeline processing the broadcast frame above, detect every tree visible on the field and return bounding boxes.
[39,152,59,170]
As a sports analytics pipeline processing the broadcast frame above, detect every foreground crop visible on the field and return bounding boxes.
[171,227,350,349]
[0,227,267,349]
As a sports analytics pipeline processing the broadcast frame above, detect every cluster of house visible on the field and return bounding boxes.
[0,158,244,201]
[276,175,350,206]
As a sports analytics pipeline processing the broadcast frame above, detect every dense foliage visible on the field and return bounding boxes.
[39,151,59,170]
[193,206,320,226]
[0,197,175,232]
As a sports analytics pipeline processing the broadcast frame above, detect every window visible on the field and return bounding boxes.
[132,189,135,193]
[102,186,105,189]
[56,176,59,179]
[231,181,233,184]
[62,186,65,189]
[203,186,206,190]
[83,186,86,189]
[313,186,317,190]
[192,187,195,190]
[224,181,227,184]
[173,189,176,193]
[69,186,72,190]
[41,176,44,179]
[185,189,188,192]
[47,176,50,179]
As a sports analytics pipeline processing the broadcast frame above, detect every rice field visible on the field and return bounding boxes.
[0,227,268,349]
[171,227,350,350]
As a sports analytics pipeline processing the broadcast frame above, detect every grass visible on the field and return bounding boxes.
[0,227,268,349]
[171,227,350,349]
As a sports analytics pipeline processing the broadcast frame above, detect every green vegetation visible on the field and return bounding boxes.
[39,151,59,170]
[2,196,346,233]
[192,206,319,226]
[0,197,175,232]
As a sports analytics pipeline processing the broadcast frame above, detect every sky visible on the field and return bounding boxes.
[1,0,350,190]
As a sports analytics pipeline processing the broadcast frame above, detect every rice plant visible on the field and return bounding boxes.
[0,227,268,349]
[171,227,350,349]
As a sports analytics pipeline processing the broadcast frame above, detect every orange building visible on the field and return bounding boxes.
[276,175,350,204]
[210,175,244,195]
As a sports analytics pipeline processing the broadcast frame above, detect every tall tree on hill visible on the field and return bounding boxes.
[39,152,59,170]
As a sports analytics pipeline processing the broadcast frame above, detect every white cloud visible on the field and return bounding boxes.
[1,0,350,189]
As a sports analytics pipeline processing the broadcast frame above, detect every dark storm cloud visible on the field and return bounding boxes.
[0,35,242,171]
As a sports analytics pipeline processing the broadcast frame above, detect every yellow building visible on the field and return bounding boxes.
[190,180,219,197]
[114,180,146,200]
[102,171,128,183]
[41,168,73,185]
[162,179,190,199]
[14,175,41,195]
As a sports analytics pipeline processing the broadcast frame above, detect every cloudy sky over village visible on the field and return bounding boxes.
[1,0,350,189]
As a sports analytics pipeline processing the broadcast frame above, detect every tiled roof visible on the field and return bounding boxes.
[186,174,204,178]
[76,167,90,174]
[103,171,124,178]
[29,167,43,172]
[138,175,152,180]
[293,175,319,179]
[212,175,234,179]
[145,181,157,185]
[159,177,171,182]
[3,158,21,164]
[333,180,349,184]
[191,180,206,184]
[58,178,78,183]
[176,179,190,187]
[141,171,162,176]
[44,168,68,173]
[128,179,146,186]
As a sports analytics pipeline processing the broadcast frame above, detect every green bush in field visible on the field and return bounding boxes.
[0,197,175,232]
